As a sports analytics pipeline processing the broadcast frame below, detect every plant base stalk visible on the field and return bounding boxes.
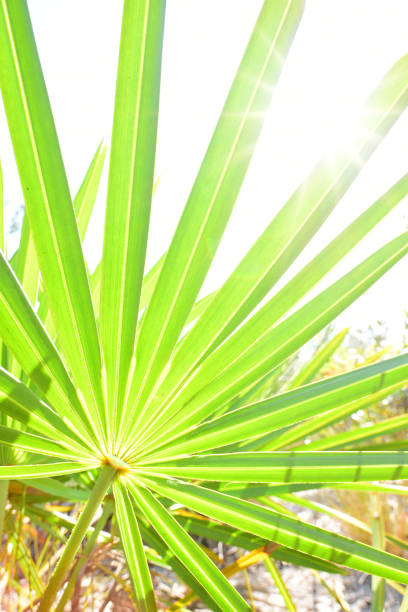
[54,500,113,612]
[38,464,115,612]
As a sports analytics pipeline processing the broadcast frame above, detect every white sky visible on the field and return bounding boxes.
[1,1,407,343]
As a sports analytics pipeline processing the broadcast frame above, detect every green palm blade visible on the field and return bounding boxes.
[2,143,107,479]
[301,411,408,451]
[224,365,283,418]
[4,144,106,473]
[176,515,264,552]
[11,141,106,276]
[119,0,305,446]
[360,440,408,451]
[0,253,102,452]
[0,424,92,460]
[0,157,6,434]
[113,480,157,612]
[126,175,408,452]
[258,492,400,610]
[74,142,106,243]
[139,252,166,312]
[132,230,408,455]
[219,481,408,499]
[300,504,408,602]
[0,158,12,462]
[127,479,252,611]
[276,493,402,571]
[162,137,408,404]
[8,215,39,390]
[5,177,38,385]
[138,353,408,459]
[0,461,98,480]
[262,381,405,451]
[138,451,408,483]
[12,215,39,307]
[130,133,408,446]
[0,0,106,441]
[139,474,408,584]
[10,142,106,346]
[287,328,349,389]
[137,288,219,350]
[19,477,89,502]
[89,262,102,317]
[176,514,346,574]
[100,0,166,449]
[39,141,106,329]
[329,483,408,496]
[91,251,165,323]
[271,548,347,574]
[7,214,40,411]
[21,500,110,538]
[276,493,373,532]
[0,157,3,251]
[138,518,225,612]
[0,368,92,454]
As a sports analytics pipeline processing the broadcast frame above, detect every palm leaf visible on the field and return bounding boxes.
[0,425,92,460]
[139,451,408,483]
[138,518,225,612]
[100,0,166,448]
[0,252,101,449]
[263,381,405,451]
[131,144,408,445]
[113,480,157,611]
[127,478,251,611]
[0,0,106,441]
[74,142,106,242]
[287,328,349,389]
[138,474,408,584]
[302,412,408,451]
[0,157,3,251]
[0,461,98,480]
[120,0,305,443]
[135,352,408,459]
[0,366,85,448]
[35,142,106,340]
[126,228,408,457]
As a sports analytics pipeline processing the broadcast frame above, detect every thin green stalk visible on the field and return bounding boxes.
[38,464,115,612]
[55,500,113,612]
[400,586,408,612]
[243,567,255,611]
[371,494,385,612]
[264,557,296,611]
[313,570,351,612]
[0,480,8,548]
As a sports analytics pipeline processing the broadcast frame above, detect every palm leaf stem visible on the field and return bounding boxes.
[54,500,113,612]
[38,464,115,612]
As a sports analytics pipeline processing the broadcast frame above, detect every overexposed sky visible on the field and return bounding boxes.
[1,1,408,341]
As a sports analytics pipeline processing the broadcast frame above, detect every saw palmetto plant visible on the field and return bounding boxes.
[1,0,408,609]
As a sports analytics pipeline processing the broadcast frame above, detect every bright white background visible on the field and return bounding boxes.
[1,1,407,342]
